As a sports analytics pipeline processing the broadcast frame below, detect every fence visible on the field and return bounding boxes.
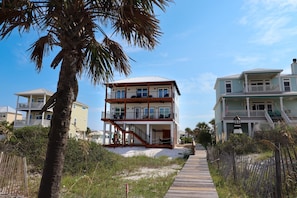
[0,152,28,197]
[207,145,297,198]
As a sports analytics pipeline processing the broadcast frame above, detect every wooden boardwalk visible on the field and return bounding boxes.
[164,146,219,198]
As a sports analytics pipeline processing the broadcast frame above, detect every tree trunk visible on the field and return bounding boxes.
[38,56,78,198]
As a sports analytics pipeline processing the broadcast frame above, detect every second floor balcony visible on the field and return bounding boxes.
[244,84,280,93]
[101,111,173,121]
[17,102,53,112]
[106,90,174,101]
[14,119,51,128]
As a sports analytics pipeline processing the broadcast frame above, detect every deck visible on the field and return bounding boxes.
[164,145,219,198]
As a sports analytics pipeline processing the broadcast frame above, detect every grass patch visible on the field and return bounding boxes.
[208,163,248,198]
[60,155,185,198]
[2,126,186,197]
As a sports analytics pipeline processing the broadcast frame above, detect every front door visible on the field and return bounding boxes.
[163,130,170,139]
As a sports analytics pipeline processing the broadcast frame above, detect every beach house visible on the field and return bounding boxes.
[214,59,297,142]
[101,76,181,148]
[14,88,88,138]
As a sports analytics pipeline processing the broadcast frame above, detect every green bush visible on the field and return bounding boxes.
[216,134,259,155]
[197,130,212,148]
[7,126,49,172]
[64,139,120,174]
[180,137,192,144]
[2,126,121,175]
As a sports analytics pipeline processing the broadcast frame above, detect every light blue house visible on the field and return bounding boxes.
[214,59,297,142]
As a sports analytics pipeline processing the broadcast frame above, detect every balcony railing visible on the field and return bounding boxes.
[225,110,265,117]
[106,90,173,99]
[245,85,280,93]
[101,111,173,120]
[14,119,51,127]
[17,102,44,109]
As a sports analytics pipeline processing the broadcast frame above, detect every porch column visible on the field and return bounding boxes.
[103,122,106,145]
[223,121,227,141]
[246,97,250,117]
[248,122,252,137]
[245,74,248,92]
[222,98,226,117]
[27,95,33,125]
[41,93,46,126]
[14,96,20,127]
[109,124,112,144]
[278,74,281,91]
[146,124,151,144]
[280,97,284,111]
[170,123,174,144]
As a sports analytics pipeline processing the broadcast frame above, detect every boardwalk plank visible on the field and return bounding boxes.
[164,147,219,198]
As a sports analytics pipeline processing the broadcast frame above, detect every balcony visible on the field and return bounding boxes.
[106,90,172,101]
[17,102,44,109]
[14,119,51,128]
[101,111,173,121]
[244,85,280,93]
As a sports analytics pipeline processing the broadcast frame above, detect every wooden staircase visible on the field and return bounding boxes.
[105,120,172,149]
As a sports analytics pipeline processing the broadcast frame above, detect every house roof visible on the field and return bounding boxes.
[214,68,284,89]
[110,76,173,84]
[239,68,283,79]
[15,88,54,97]
[106,76,181,95]
[15,88,88,106]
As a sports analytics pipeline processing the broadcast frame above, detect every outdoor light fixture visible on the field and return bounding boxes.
[233,115,243,134]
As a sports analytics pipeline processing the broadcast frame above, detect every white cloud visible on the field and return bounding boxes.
[240,0,297,45]
[233,55,261,66]
[178,72,217,94]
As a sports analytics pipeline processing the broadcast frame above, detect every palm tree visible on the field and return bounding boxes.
[0,1,171,197]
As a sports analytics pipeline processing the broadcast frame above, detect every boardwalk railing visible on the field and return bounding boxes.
[0,152,29,197]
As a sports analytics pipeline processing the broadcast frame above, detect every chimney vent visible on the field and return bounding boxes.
[293,58,297,63]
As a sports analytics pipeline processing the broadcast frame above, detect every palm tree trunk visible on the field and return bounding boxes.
[38,56,78,198]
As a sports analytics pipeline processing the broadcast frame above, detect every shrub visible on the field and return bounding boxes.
[2,126,121,174]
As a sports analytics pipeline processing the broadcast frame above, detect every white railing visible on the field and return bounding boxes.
[101,111,172,120]
[280,110,291,124]
[246,85,280,93]
[264,110,274,128]
[225,110,265,117]
[225,110,247,117]
[17,102,44,109]
[14,119,51,127]
[106,90,172,99]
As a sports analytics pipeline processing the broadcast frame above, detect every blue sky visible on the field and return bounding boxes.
[1,0,297,131]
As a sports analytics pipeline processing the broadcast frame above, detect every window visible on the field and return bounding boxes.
[158,88,169,97]
[135,108,141,119]
[46,114,51,120]
[225,81,232,93]
[114,107,124,119]
[283,79,291,92]
[73,118,77,126]
[159,107,170,118]
[116,90,125,98]
[37,98,44,103]
[143,108,154,118]
[250,80,270,92]
[136,88,148,97]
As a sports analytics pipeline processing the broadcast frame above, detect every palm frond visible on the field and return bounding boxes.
[103,36,131,75]
[114,4,162,50]
[85,40,114,84]
[28,34,54,70]
[0,0,41,39]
